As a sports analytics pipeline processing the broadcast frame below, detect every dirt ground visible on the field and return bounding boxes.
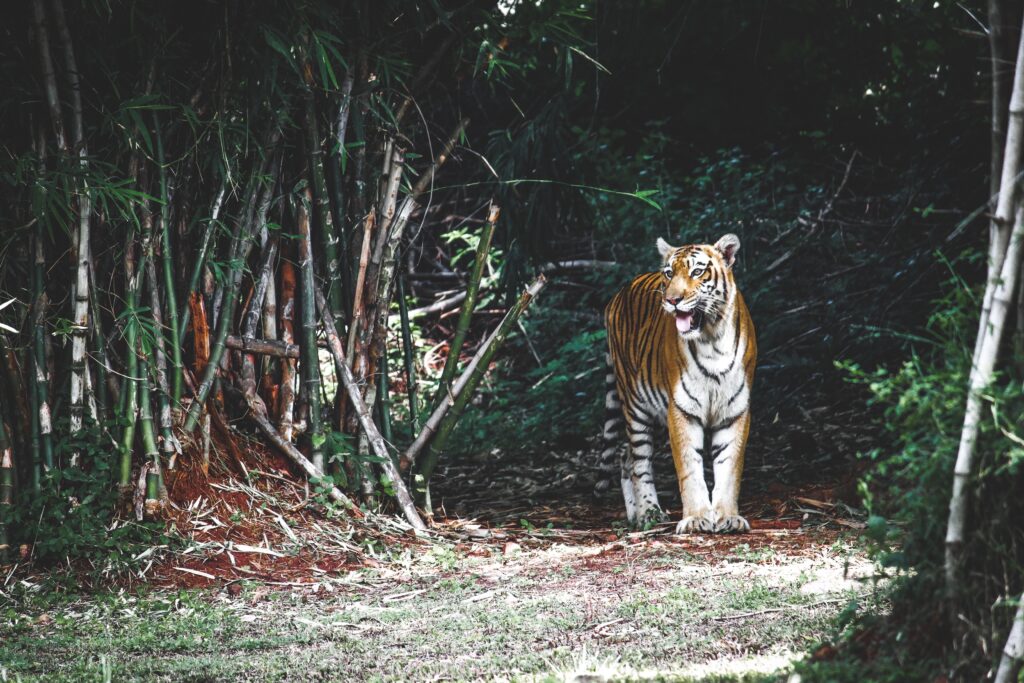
[0,438,875,682]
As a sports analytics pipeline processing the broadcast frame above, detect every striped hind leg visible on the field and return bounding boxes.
[595,359,623,495]
[626,407,663,525]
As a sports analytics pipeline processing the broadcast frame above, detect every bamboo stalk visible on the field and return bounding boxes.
[119,229,142,488]
[183,144,277,433]
[434,202,497,404]
[303,52,344,337]
[994,593,1024,683]
[32,236,54,473]
[49,0,93,444]
[326,72,355,318]
[153,113,183,403]
[316,288,426,531]
[178,183,227,345]
[144,245,177,473]
[278,255,298,441]
[0,419,12,562]
[974,14,1024,370]
[416,276,547,486]
[945,200,1024,599]
[347,208,375,367]
[297,189,325,470]
[137,350,162,519]
[396,273,420,436]
[31,0,66,153]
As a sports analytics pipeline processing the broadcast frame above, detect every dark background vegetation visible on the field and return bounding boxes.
[1,1,1023,681]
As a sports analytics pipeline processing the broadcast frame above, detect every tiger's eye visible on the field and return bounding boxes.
[662,266,673,277]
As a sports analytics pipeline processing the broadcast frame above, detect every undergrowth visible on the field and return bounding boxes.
[794,265,1024,682]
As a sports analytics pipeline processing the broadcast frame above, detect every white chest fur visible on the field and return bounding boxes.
[672,314,749,424]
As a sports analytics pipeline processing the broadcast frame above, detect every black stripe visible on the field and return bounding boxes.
[672,398,704,427]
[688,340,722,383]
[726,382,746,406]
[710,412,743,432]
[679,378,702,407]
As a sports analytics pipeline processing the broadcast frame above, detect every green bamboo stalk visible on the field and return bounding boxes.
[145,246,177,473]
[297,188,325,470]
[375,347,393,446]
[434,202,498,406]
[396,273,420,437]
[183,153,275,433]
[416,276,547,485]
[137,350,161,513]
[153,114,183,403]
[86,242,111,415]
[303,55,344,337]
[326,72,355,320]
[178,184,227,346]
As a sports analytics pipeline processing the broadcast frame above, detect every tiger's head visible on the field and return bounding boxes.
[656,233,740,338]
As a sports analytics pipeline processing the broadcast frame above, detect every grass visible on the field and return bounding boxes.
[0,535,878,682]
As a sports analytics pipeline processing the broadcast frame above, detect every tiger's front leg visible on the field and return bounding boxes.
[668,405,714,533]
[709,411,751,533]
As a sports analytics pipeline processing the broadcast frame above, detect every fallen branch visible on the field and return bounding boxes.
[247,400,362,515]
[408,291,469,319]
[315,288,427,531]
[538,259,616,273]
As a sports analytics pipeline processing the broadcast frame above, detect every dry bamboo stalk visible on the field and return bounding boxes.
[410,118,469,199]
[278,256,298,440]
[995,593,1024,683]
[315,288,427,531]
[975,14,1024,370]
[347,208,376,368]
[946,200,1024,597]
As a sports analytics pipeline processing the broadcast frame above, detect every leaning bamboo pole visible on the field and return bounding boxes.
[434,202,497,404]
[417,276,547,486]
[974,13,1024,370]
[995,594,1024,683]
[316,289,426,531]
[945,200,1024,598]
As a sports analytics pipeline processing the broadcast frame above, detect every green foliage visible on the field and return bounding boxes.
[9,424,163,578]
[811,267,1024,678]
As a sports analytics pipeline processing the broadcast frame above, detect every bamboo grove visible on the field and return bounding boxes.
[0,0,592,556]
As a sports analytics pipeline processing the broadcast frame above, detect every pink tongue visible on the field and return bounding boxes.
[675,312,693,333]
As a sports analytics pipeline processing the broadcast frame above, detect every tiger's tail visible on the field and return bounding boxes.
[595,352,624,494]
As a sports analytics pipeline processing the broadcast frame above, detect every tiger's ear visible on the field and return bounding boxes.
[656,237,676,262]
[714,233,740,269]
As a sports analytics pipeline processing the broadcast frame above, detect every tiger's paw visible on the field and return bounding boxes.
[675,513,716,534]
[714,515,750,534]
[635,506,665,529]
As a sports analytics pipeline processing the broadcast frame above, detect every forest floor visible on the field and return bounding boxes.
[0,445,878,682]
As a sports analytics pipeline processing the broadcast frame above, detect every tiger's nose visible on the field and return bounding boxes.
[665,296,683,307]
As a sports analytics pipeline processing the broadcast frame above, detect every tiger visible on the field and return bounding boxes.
[597,233,757,533]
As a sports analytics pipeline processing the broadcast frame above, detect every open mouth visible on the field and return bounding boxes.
[674,309,704,334]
